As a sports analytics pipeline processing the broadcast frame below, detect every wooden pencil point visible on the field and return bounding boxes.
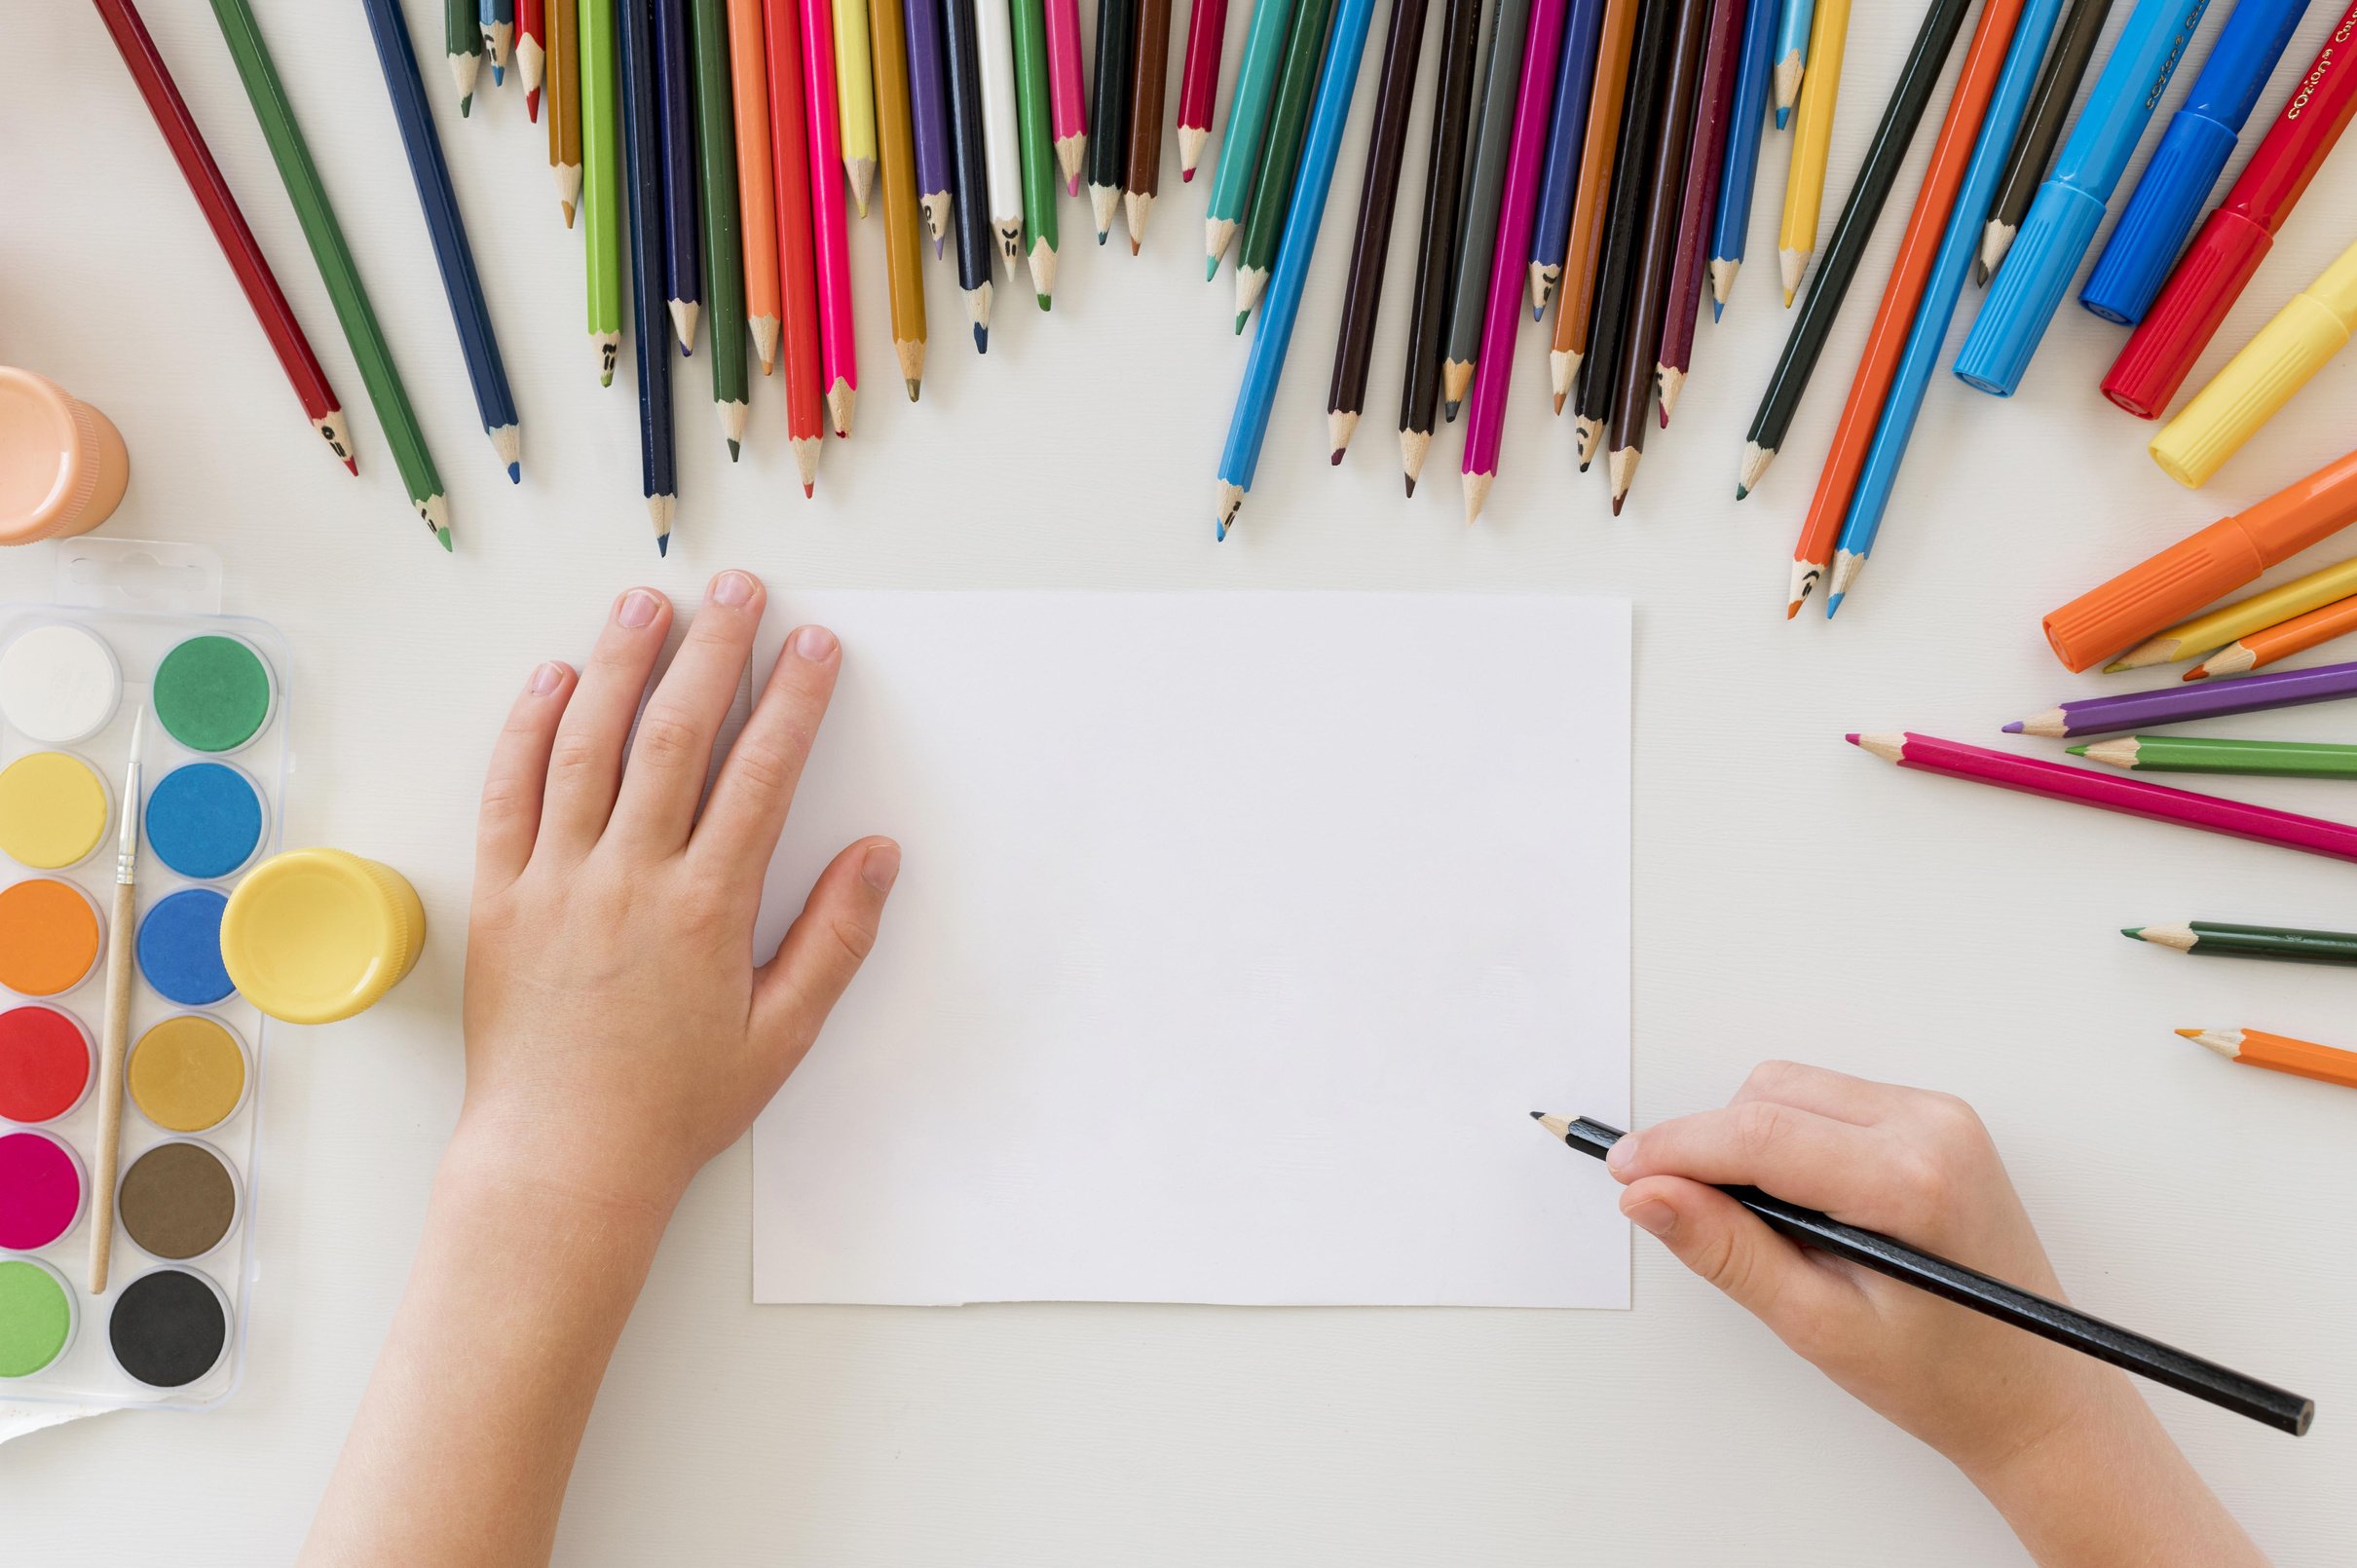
[791,435,820,496]
[669,298,699,355]
[895,337,926,399]
[1124,190,1153,248]
[847,157,877,217]
[1089,182,1120,239]
[1234,265,1269,320]
[1656,366,1685,427]
[556,161,582,226]
[1400,427,1431,491]
[1574,416,1602,467]
[1528,263,1557,320]
[1205,216,1237,272]
[595,333,620,387]
[1777,245,1805,305]
[2134,924,2199,952]
[2011,708,2070,739]
[648,493,676,552]
[1550,348,1578,412]
[1977,220,2014,283]
[1738,441,1774,497]
[995,220,1024,265]
[1027,239,1058,306]
[1463,469,1494,526]
[921,191,952,245]
[719,399,748,455]
[751,316,781,376]
[2076,739,2142,770]
[1178,125,1207,177]
[826,378,856,437]
[1607,446,1637,511]
[1055,134,1085,192]
[2109,636,2181,671]
[1710,256,1738,308]
[1785,557,1821,617]
[1773,54,1802,118]
[1328,409,1359,462]
[1440,358,1475,410]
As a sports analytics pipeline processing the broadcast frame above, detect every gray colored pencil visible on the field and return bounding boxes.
[1440,0,1532,420]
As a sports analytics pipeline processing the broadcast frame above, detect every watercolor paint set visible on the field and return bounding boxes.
[0,541,286,1408]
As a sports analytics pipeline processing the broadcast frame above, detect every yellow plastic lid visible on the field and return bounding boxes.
[220,848,424,1025]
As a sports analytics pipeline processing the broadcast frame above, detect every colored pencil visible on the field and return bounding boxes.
[617,0,678,545]
[583,0,625,382]
[2111,555,2357,670]
[2009,657,2357,738]
[1177,0,1230,179]
[1532,1112,2315,1435]
[84,709,141,1295]
[360,0,523,481]
[942,0,999,346]
[206,0,447,545]
[804,0,861,432]
[97,0,354,478]
[1327,0,1433,462]
[765,0,828,487]
[2104,0,2357,416]
[728,0,781,373]
[1440,0,1534,415]
[690,0,748,450]
[2077,736,2357,779]
[521,0,548,114]
[977,0,1029,267]
[1528,0,1608,319]
[1850,731,2357,865]
[1547,0,1639,412]
[550,0,584,220]
[1397,0,1483,490]
[2175,1028,2357,1092]
[1046,0,1089,192]
[1011,0,1062,304]
[1215,0,1381,535]
[2126,922,2357,967]
[1738,0,1969,501]
[835,0,879,213]
[1976,0,2110,283]
[2189,596,2357,680]
[1235,0,1341,324]
[1775,0,1849,305]
[1656,0,1744,425]
[1126,0,1173,247]
[1573,0,1675,467]
[447,0,485,113]
[2079,0,2310,325]
[1205,0,1298,272]
[486,0,517,77]
[1605,0,1708,513]
[654,0,704,353]
[1088,0,1139,239]
[1707,0,1774,312]
[906,0,954,247]
[871,0,929,394]
[1772,0,1811,125]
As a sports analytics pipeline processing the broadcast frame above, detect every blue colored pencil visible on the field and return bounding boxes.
[1213,0,1381,537]
[1527,0,1609,319]
[1709,0,1776,316]
[483,0,515,80]
[1773,0,1811,126]
[652,0,703,354]
[359,0,522,481]
[617,0,678,549]
[1824,0,2069,612]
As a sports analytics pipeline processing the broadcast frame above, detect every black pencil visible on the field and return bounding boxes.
[1572,0,1673,471]
[1735,0,1974,500]
[941,0,996,348]
[1328,0,1433,464]
[1396,0,1483,494]
[1531,1114,2314,1436]
[1087,0,1138,243]
[1978,0,2111,284]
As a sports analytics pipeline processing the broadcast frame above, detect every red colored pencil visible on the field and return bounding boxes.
[1177,0,1228,180]
[765,0,827,492]
[93,0,354,475]
[1656,0,1746,426]
[520,0,547,117]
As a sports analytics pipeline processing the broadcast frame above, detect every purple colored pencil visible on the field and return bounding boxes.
[2007,659,2357,740]
[1656,0,1745,424]
[1461,0,1573,518]
[1526,0,1609,319]
[904,0,954,252]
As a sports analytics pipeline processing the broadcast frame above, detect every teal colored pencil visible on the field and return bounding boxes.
[1204,0,1298,275]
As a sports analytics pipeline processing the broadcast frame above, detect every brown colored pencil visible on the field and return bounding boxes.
[548,0,582,223]
[1327,0,1431,461]
[1549,0,1639,412]
[1124,0,1171,248]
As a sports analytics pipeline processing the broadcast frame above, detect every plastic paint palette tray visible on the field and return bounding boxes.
[0,541,286,1410]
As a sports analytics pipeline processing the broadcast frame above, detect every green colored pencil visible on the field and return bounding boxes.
[209,0,449,549]
[2070,736,2357,780]
[1010,0,1060,307]
[580,0,622,386]
[1230,0,1334,329]
[447,0,484,113]
[686,0,746,454]
[2123,922,2357,968]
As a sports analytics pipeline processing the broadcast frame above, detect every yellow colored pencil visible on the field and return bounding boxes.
[833,0,879,214]
[2111,552,2357,671]
[1777,0,1850,306]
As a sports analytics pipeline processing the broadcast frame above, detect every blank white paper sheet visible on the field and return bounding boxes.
[748,593,1631,1308]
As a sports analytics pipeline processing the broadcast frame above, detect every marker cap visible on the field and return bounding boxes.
[2080,112,2239,325]
[2102,206,2273,417]
[221,849,425,1026]
[2151,294,2352,487]
[1955,182,2108,396]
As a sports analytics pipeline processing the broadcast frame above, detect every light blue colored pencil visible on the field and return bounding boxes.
[1773,0,1812,127]
[1823,0,2069,614]
[1204,0,1299,275]
[1709,0,1777,316]
[483,0,514,81]
[1213,0,1381,536]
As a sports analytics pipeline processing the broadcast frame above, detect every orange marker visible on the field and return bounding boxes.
[726,0,782,374]
[2177,1027,2357,1092]
[2189,593,2357,679]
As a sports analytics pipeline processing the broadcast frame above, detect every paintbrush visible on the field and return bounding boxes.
[89,707,145,1294]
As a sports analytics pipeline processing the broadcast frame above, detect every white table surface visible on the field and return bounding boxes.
[5,1,2354,1561]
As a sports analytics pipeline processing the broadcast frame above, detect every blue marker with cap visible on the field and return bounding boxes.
[2081,0,2313,324]
[1954,0,2216,395]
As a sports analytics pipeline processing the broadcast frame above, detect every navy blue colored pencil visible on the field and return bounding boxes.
[1528,0,1608,319]
[359,0,522,481]
[1708,0,1775,315]
[618,0,678,548]
[652,0,703,354]
[941,0,996,345]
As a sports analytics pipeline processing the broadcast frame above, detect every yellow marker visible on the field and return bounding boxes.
[832,0,879,217]
[1777,0,1852,306]
[220,848,425,1025]
[0,752,109,871]
[2108,551,2357,670]
[2152,238,2357,489]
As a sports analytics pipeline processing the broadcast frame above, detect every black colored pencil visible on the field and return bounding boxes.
[1396,0,1484,494]
[1087,0,1138,243]
[941,0,996,347]
[1978,0,2111,284]
[1572,0,1672,470]
[1531,1115,2314,1436]
[1328,0,1433,464]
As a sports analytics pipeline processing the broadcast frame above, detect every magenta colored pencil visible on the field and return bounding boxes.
[1657,0,1746,425]
[1045,0,1087,194]
[2006,658,2357,740]
[1177,0,1229,180]
[1460,0,1572,519]
[1852,732,2357,864]
[800,0,858,434]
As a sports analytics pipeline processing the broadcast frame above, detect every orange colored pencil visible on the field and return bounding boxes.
[1784,0,2025,617]
[2177,1027,2357,1091]
[1548,0,1639,412]
[763,0,826,491]
[2188,595,2357,680]
[727,0,782,374]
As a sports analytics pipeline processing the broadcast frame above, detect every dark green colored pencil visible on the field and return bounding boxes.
[1233,0,1339,328]
[2123,922,2357,968]
[687,0,746,456]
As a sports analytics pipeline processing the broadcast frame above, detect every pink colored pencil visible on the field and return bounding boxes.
[1177,0,1228,180]
[1045,0,1087,195]
[1460,0,1573,523]
[1851,732,2357,865]
[1656,0,1743,425]
[799,0,858,435]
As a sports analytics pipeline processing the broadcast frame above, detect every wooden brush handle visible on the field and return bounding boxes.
[88,877,137,1295]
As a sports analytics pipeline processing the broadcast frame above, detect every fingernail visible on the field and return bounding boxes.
[1625,1199,1676,1238]
[712,569,756,607]
[861,840,901,893]
[791,624,839,661]
[528,660,565,695]
[617,588,661,628]
[1605,1132,1640,1174]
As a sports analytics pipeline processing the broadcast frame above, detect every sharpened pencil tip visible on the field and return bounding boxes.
[1331,450,1344,466]
[2068,745,2089,757]
[728,439,741,462]
[438,528,453,552]
[1775,107,1789,130]
[2122,928,2146,942]
[1735,485,1748,501]
[506,463,520,484]
[1824,593,1844,618]
[2002,722,2024,734]
[1205,256,1218,281]
[2175,1028,2203,1040]
[974,323,988,353]
[803,482,814,499]
[655,534,669,558]
[460,95,472,116]
[1843,733,1860,745]
[1182,168,1194,181]
[906,379,921,402]
[343,456,358,476]
[1786,600,1802,619]
[1442,400,1461,423]
[1098,230,1108,245]
[1711,300,1723,322]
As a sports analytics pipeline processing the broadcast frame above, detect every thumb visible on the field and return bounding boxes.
[1621,1174,1849,1336]
[753,837,900,1069]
